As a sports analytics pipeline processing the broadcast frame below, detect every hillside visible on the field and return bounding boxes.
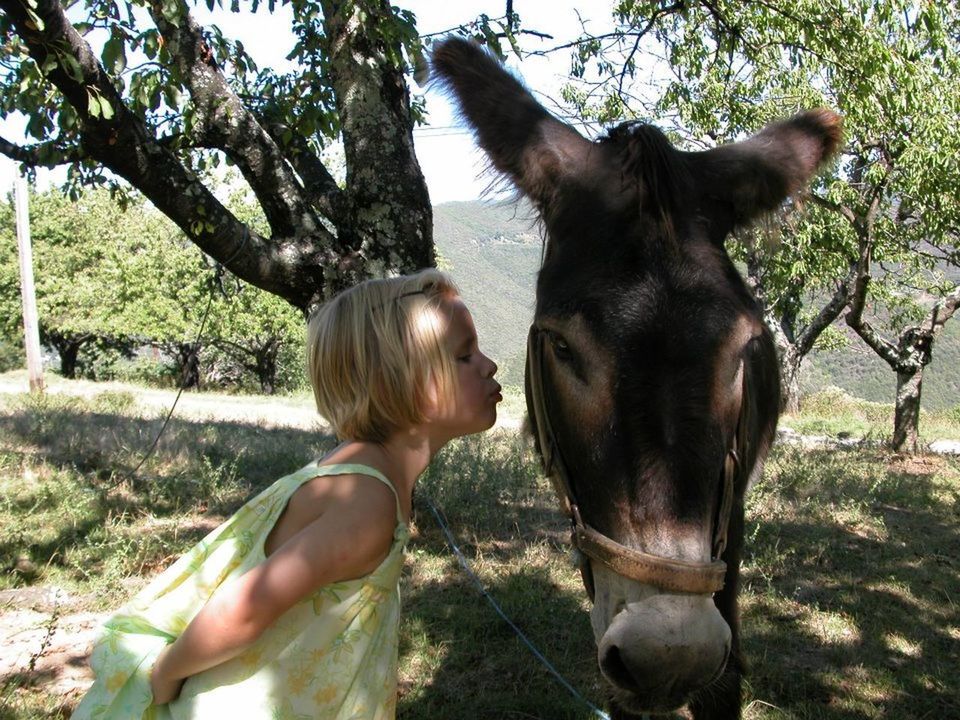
[433,200,959,410]
[802,320,960,410]
[433,200,542,387]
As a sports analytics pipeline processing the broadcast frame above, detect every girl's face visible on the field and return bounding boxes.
[430,295,501,439]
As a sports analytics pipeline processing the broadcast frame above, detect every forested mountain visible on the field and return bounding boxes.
[434,200,542,388]
[435,201,960,409]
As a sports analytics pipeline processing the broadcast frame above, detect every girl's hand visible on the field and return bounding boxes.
[150,646,186,705]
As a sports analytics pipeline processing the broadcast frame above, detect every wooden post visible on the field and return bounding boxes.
[14,176,44,393]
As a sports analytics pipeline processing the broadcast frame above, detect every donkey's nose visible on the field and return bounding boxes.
[597,593,731,704]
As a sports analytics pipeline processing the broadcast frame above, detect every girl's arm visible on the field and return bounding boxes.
[150,474,397,703]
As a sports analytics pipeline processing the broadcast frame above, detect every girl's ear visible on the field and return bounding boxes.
[419,376,443,423]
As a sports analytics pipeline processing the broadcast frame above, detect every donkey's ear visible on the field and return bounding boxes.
[430,37,593,208]
[696,109,842,226]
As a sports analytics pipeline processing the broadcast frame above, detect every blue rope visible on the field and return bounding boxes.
[424,497,611,720]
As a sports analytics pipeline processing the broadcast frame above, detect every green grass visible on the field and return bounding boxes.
[1,380,958,719]
[785,386,960,443]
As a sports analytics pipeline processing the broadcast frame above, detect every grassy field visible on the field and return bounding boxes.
[1,376,958,719]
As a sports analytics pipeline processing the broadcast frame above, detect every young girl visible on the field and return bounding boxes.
[72,269,501,719]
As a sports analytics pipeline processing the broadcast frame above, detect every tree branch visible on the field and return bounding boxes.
[795,258,857,356]
[845,237,902,368]
[920,284,960,338]
[0,135,86,167]
[808,192,857,226]
[148,0,321,240]
[1,0,343,309]
[259,119,345,227]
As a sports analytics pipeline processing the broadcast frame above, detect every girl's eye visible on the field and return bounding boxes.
[458,353,472,363]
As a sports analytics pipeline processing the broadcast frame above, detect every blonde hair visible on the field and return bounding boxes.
[307,269,460,442]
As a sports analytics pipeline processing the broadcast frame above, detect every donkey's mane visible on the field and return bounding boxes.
[601,122,690,225]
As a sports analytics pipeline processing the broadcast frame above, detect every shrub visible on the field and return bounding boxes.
[0,338,23,372]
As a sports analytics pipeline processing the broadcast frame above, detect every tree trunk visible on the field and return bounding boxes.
[59,341,80,379]
[763,315,802,415]
[256,343,279,395]
[892,368,923,454]
[777,345,802,414]
[44,331,93,379]
[175,343,202,390]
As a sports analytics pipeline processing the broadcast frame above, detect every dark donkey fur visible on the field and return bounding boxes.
[432,38,840,719]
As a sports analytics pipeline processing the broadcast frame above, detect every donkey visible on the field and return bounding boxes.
[431,37,840,719]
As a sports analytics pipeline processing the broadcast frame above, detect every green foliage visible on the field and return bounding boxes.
[273,335,311,394]
[0,187,191,342]
[950,404,960,424]
[0,186,310,393]
[110,354,180,389]
[0,0,427,191]
[0,337,24,373]
[810,323,849,353]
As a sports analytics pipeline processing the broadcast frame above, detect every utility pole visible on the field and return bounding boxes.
[14,176,44,393]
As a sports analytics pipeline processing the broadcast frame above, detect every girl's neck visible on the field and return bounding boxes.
[330,426,443,499]
[376,428,436,494]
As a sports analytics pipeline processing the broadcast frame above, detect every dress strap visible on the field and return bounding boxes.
[311,462,404,524]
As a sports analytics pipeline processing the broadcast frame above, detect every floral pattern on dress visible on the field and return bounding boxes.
[71,462,409,720]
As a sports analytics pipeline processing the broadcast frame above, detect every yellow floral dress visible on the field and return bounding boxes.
[71,462,410,720]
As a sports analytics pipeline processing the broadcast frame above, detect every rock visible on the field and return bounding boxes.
[0,585,73,612]
[0,608,104,700]
[13,556,38,580]
[777,427,801,441]
[929,439,960,455]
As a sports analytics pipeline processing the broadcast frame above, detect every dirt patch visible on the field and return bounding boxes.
[887,453,948,476]
[1,600,104,704]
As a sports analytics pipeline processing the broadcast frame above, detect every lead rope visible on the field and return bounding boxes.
[425,497,612,720]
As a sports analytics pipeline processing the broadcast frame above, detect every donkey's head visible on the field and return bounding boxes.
[432,37,840,715]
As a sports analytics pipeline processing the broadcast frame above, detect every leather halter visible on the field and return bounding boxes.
[526,326,749,597]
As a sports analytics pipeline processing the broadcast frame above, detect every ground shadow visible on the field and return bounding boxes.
[740,450,960,718]
[0,400,335,587]
[398,559,604,719]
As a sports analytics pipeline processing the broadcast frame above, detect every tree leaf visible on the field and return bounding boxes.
[143,32,159,60]
[98,96,114,120]
[87,90,101,118]
[102,35,127,75]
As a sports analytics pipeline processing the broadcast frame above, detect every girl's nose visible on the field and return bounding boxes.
[484,353,498,377]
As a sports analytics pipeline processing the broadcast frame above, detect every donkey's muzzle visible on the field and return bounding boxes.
[597,593,731,709]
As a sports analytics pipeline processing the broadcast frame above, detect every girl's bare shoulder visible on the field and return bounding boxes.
[264,468,396,559]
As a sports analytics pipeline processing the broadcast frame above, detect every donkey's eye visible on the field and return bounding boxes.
[548,332,573,362]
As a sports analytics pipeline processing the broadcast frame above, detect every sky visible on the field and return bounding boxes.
[0,0,614,205]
